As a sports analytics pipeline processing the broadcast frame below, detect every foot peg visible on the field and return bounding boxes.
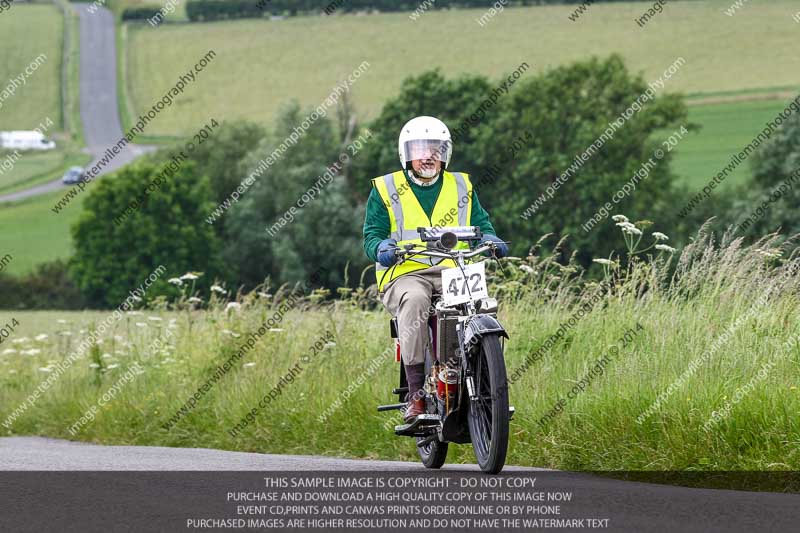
[394,414,439,437]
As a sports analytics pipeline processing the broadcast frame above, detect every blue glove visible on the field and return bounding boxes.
[481,234,509,258]
[377,238,399,267]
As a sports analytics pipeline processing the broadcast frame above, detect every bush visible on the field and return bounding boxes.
[0,261,87,310]
[121,6,162,22]
[186,0,265,22]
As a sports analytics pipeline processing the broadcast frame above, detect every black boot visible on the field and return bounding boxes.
[403,363,425,422]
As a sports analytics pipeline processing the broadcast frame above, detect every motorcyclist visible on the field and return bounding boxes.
[362,116,508,423]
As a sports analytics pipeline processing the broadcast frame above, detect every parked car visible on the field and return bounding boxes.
[62,166,86,185]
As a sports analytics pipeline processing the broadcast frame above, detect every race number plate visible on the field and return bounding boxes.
[441,261,488,307]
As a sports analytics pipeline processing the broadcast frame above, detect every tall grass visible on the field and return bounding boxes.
[1,220,799,470]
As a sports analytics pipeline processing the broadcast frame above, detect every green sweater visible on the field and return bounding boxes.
[363,170,497,262]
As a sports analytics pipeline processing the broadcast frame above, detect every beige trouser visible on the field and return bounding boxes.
[381,266,446,365]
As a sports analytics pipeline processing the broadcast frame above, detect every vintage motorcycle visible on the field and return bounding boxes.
[377,226,513,474]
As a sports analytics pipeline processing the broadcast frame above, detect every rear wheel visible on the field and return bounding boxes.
[467,334,509,474]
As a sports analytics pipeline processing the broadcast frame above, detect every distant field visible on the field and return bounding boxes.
[123,0,800,138]
[0,4,64,130]
[672,99,792,188]
[0,189,84,274]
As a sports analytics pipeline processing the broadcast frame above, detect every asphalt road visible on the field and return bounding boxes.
[1,437,799,532]
[0,4,154,204]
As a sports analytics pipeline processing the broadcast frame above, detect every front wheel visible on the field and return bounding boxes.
[467,334,509,474]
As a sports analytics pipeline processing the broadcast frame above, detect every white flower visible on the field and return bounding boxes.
[655,244,677,253]
[269,328,284,332]
[89,363,100,369]
[2,349,17,355]
[106,364,120,370]
[324,342,337,347]
[56,319,68,324]
[12,337,30,344]
[114,335,124,341]
[187,297,203,304]
[102,353,113,359]
[128,311,144,316]
[135,322,148,328]
[257,292,272,299]
[519,265,534,274]
[592,258,617,267]
[225,302,242,312]
[243,362,256,368]
[180,272,200,281]
[34,334,48,341]
[652,232,669,241]
[755,248,781,259]
[611,214,629,223]
[148,316,162,322]
[59,331,72,337]
[210,285,226,294]
[623,226,642,236]
[38,367,52,373]
[168,278,183,286]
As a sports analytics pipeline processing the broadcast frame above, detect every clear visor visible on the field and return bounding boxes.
[404,139,451,163]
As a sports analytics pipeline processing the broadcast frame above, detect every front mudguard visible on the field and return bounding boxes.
[462,314,508,353]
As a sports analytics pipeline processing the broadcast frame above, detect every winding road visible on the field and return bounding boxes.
[0,3,154,204]
[1,437,799,532]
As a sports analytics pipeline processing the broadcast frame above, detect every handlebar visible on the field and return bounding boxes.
[395,242,495,261]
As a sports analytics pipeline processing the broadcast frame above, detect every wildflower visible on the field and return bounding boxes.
[519,265,534,274]
[612,214,629,223]
[652,232,669,241]
[622,225,642,236]
[257,292,272,299]
[12,337,30,344]
[269,328,284,332]
[592,258,618,268]
[128,311,144,316]
[2,349,17,355]
[38,367,52,373]
[34,334,48,341]
[187,296,203,304]
[106,364,120,370]
[324,342,336,348]
[225,302,242,312]
[756,249,782,259]
[135,322,148,328]
[210,285,226,294]
[56,319,68,324]
[102,353,113,359]
[59,331,72,336]
[148,316,162,322]
[89,363,100,369]
[21,349,41,356]
[243,362,256,368]
[180,272,200,281]
[168,278,183,286]
[655,244,677,253]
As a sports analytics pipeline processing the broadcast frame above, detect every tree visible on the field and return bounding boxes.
[223,103,365,289]
[474,55,688,263]
[71,161,222,306]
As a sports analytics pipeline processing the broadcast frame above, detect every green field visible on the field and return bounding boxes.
[2,228,799,471]
[0,189,85,274]
[0,4,64,130]
[674,98,792,188]
[123,0,800,138]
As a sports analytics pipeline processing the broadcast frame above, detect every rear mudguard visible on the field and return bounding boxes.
[462,314,508,351]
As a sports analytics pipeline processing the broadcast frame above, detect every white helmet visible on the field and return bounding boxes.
[398,116,452,170]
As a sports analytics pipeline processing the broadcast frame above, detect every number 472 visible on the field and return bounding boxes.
[448,273,482,297]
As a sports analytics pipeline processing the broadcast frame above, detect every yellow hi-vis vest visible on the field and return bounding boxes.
[373,170,473,291]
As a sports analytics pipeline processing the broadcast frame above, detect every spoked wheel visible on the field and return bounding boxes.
[417,343,448,469]
[467,333,509,474]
